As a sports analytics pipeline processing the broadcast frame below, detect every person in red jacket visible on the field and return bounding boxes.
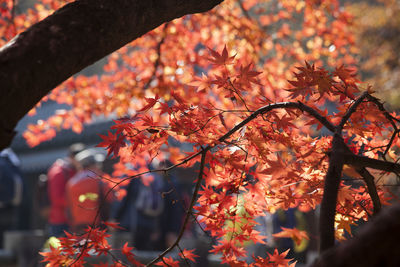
[66,148,112,234]
[47,143,85,237]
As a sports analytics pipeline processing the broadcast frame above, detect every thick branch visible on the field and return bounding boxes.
[343,154,400,173]
[217,101,335,143]
[319,133,345,252]
[355,167,381,215]
[326,145,383,215]
[0,0,224,149]
[340,144,382,215]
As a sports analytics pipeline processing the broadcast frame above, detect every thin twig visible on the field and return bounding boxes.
[227,77,251,111]
[383,129,400,157]
[366,94,400,129]
[338,91,369,132]
[146,150,208,266]
[217,101,336,144]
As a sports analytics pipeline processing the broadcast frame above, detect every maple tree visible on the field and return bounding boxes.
[2,0,400,266]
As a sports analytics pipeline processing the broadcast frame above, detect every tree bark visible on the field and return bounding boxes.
[0,0,224,149]
[319,133,345,252]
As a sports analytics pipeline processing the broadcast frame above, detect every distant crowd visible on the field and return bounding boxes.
[0,143,314,265]
[39,143,189,252]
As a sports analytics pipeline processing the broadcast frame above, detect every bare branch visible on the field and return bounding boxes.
[217,101,336,144]
[342,153,400,173]
[146,150,208,266]
[366,94,400,129]
[338,91,369,132]
[355,167,381,215]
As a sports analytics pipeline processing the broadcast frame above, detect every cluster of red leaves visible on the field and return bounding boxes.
[286,62,360,100]
[37,44,399,265]
[90,46,396,265]
[40,224,201,266]
[38,42,399,266]
[40,226,115,267]
[12,0,358,146]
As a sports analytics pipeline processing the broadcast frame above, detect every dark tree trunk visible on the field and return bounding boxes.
[319,133,344,252]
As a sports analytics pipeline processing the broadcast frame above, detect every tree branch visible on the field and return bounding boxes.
[355,167,382,215]
[0,0,224,149]
[146,149,208,266]
[342,153,400,173]
[319,133,345,252]
[217,101,335,143]
[338,143,383,216]
[338,91,369,132]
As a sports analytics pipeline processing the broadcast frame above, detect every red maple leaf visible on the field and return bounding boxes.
[103,221,126,230]
[236,63,262,87]
[155,257,180,267]
[122,242,143,266]
[207,45,235,65]
[179,249,199,262]
[97,131,126,158]
[272,227,309,246]
[268,249,293,266]
[138,95,159,112]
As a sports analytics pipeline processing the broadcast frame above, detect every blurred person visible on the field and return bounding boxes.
[66,148,112,234]
[158,174,187,251]
[0,148,23,248]
[115,162,185,251]
[47,143,85,237]
[36,174,50,223]
[116,172,165,250]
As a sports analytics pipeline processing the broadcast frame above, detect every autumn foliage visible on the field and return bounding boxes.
[2,0,400,266]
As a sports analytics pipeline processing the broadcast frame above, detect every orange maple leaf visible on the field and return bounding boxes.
[138,95,159,112]
[207,45,235,65]
[103,221,126,230]
[179,249,199,262]
[155,257,180,267]
[273,227,309,246]
[122,242,143,266]
[268,249,293,266]
[97,131,126,158]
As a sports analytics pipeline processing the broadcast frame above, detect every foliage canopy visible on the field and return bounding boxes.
[1,0,400,266]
